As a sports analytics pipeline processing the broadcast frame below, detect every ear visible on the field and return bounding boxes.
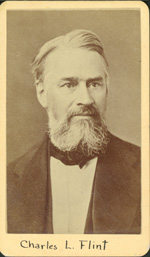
[36,82,47,108]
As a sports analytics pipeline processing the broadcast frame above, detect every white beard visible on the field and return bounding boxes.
[47,105,109,157]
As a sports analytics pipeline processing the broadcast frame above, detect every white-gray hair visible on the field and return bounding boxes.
[31,29,108,85]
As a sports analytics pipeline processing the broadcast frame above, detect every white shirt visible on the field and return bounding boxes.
[50,157,98,234]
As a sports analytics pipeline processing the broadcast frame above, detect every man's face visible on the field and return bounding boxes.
[38,47,109,155]
[43,47,108,120]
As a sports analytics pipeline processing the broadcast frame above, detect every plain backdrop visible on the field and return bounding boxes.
[7,10,141,163]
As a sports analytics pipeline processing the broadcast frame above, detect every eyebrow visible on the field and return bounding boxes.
[60,77,78,82]
[86,76,103,84]
[60,76,103,83]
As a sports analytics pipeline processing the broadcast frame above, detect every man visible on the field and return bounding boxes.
[7,29,141,234]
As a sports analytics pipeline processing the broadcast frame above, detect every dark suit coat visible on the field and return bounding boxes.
[7,133,141,234]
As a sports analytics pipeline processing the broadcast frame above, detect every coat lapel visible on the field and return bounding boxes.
[91,137,141,234]
[7,135,53,233]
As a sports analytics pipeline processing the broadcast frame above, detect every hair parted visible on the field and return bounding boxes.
[31,29,108,85]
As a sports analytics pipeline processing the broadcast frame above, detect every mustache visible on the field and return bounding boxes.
[67,104,100,120]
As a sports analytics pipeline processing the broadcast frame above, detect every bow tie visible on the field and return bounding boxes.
[50,143,97,169]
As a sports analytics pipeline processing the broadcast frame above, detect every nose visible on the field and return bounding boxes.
[75,83,94,105]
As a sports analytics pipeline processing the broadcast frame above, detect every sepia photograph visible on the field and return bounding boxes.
[0,1,149,256]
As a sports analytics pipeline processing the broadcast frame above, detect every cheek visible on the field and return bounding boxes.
[93,92,107,113]
[47,91,69,119]
[46,91,58,118]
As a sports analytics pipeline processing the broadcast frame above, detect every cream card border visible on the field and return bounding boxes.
[0,1,149,256]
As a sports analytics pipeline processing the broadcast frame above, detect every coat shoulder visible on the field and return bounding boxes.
[7,135,48,178]
[108,133,140,166]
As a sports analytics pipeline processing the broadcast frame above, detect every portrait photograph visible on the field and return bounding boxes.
[0,1,149,256]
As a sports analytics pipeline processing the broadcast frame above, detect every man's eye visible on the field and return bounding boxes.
[61,83,76,88]
[88,82,102,88]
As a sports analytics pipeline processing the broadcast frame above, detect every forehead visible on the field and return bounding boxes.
[43,47,106,81]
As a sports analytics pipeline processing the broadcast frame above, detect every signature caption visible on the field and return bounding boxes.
[20,239,108,251]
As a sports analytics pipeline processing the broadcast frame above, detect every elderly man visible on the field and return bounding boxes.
[7,29,141,234]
